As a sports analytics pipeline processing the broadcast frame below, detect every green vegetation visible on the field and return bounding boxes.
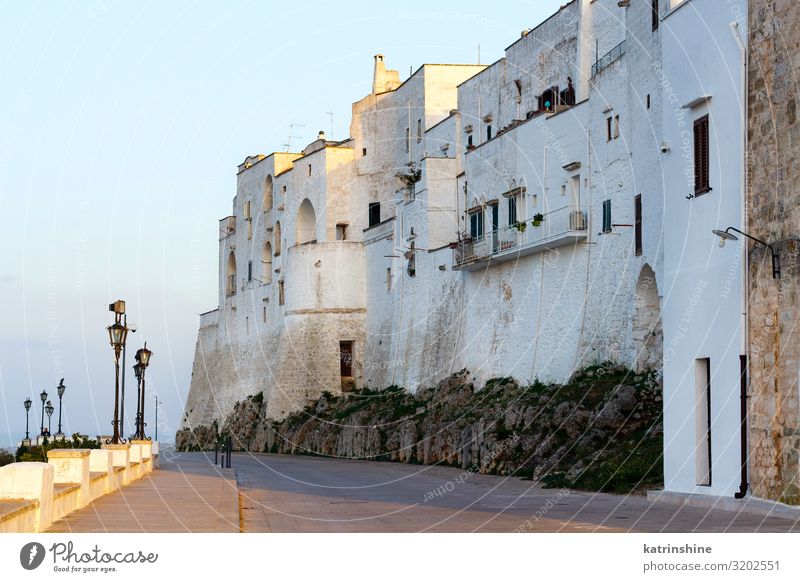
[15,434,100,463]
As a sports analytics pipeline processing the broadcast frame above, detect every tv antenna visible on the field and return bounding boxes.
[283,123,306,152]
[326,111,334,137]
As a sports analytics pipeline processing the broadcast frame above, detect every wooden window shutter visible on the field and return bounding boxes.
[634,194,642,256]
[694,115,710,195]
[602,199,612,233]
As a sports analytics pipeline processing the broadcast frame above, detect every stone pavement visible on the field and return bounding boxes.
[236,453,800,533]
[46,453,239,533]
[44,452,800,533]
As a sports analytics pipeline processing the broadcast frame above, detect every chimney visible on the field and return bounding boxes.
[372,54,400,94]
[318,130,326,141]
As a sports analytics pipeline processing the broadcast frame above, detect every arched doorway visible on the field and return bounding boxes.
[296,198,317,245]
[633,264,662,371]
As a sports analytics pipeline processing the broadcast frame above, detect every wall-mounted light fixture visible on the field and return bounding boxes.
[713,226,780,279]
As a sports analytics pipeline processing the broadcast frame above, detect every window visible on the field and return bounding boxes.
[606,116,613,141]
[634,194,642,256]
[278,280,285,305]
[407,242,416,277]
[226,251,237,296]
[486,124,492,141]
[469,210,484,238]
[263,306,267,323]
[386,267,392,291]
[570,175,581,207]
[340,341,354,378]
[336,223,348,240]
[507,196,518,226]
[467,134,473,149]
[368,202,381,227]
[614,115,620,139]
[695,358,712,486]
[247,260,253,282]
[263,176,273,211]
[307,164,312,177]
[274,221,282,255]
[652,0,659,31]
[262,242,273,284]
[646,94,651,110]
[405,127,410,152]
[694,115,710,195]
[362,147,367,156]
[417,118,422,142]
[602,199,612,233]
[244,200,252,239]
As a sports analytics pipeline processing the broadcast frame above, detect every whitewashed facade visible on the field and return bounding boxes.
[183,0,672,440]
[660,0,749,497]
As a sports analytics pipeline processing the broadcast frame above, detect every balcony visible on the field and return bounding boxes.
[453,205,588,271]
[591,40,626,77]
[219,216,236,239]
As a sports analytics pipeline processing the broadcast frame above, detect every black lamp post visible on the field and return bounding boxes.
[39,389,48,437]
[154,395,160,441]
[55,379,66,438]
[45,401,54,436]
[107,312,129,444]
[23,397,32,444]
[132,343,153,440]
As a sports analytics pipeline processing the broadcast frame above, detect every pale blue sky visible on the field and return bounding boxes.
[0,0,564,448]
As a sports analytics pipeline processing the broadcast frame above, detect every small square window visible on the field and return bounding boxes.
[362,147,367,156]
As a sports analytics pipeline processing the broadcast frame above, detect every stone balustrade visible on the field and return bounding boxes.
[0,442,159,532]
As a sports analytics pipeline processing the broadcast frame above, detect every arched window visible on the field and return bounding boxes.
[262,242,273,284]
[274,221,282,256]
[296,198,317,245]
[263,175,273,211]
[226,251,237,296]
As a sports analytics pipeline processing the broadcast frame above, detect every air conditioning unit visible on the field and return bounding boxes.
[569,210,588,231]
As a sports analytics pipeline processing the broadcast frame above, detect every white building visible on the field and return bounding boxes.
[660,0,749,497]
[183,0,670,439]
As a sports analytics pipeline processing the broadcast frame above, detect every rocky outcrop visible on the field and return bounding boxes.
[176,363,664,493]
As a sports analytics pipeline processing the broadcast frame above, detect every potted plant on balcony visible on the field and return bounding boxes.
[532,213,544,227]
[514,221,527,233]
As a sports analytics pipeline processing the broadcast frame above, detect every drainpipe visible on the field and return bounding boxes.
[730,19,748,499]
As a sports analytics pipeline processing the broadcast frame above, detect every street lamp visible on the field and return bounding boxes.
[39,389,48,437]
[132,343,153,440]
[45,401,54,436]
[107,313,129,444]
[712,227,781,279]
[23,398,32,444]
[131,362,142,440]
[55,378,66,438]
[108,301,135,441]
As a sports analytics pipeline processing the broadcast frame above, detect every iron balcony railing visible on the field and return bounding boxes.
[591,40,626,77]
[454,205,588,267]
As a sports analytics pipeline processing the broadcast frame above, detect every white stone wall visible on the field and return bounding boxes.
[183,0,673,429]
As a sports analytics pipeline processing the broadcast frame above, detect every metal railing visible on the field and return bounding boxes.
[591,40,626,77]
[454,205,588,267]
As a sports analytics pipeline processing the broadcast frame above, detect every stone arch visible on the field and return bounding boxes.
[296,198,317,245]
[262,241,273,283]
[226,250,237,296]
[274,221,282,256]
[633,263,662,372]
[263,175,273,211]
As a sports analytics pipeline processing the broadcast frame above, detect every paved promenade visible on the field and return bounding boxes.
[47,453,239,533]
[46,452,800,533]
